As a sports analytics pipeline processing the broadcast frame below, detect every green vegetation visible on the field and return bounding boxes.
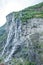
[0,24,7,52]
[0,23,7,43]
[0,33,7,43]
[40,32,43,48]
[0,2,43,65]
[21,11,43,22]
[0,57,4,63]
[11,58,35,65]
[0,32,7,55]
[14,2,43,22]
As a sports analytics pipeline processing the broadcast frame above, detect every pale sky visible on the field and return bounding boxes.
[0,0,43,27]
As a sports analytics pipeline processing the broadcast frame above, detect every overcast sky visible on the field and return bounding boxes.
[0,0,43,27]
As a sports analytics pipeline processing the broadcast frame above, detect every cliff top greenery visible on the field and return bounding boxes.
[14,2,43,22]
[0,2,43,43]
[0,2,43,44]
[0,2,43,65]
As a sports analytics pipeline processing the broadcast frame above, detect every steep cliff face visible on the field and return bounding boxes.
[0,24,7,55]
[0,2,43,65]
[2,15,43,64]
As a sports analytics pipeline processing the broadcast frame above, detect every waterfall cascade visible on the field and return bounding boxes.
[1,13,43,64]
[2,17,28,62]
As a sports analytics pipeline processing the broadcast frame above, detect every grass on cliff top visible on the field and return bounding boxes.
[14,2,43,22]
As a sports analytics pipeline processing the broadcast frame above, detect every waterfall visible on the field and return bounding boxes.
[3,18,22,62]
[4,33,33,63]
[4,36,28,63]
[2,15,15,56]
[2,13,38,63]
[4,19,33,63]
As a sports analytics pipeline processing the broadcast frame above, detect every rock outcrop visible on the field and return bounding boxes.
[0,2,43,65]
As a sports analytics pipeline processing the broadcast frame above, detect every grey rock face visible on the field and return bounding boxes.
[1,13,43,64]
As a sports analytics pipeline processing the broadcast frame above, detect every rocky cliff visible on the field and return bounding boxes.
[0,2,43,65]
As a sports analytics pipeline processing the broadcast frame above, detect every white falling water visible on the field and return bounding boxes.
[4,19,22,62]
[2,16,15,56]
[2,15,36,63]
[4,37,27,63]
[4,32,33,62]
